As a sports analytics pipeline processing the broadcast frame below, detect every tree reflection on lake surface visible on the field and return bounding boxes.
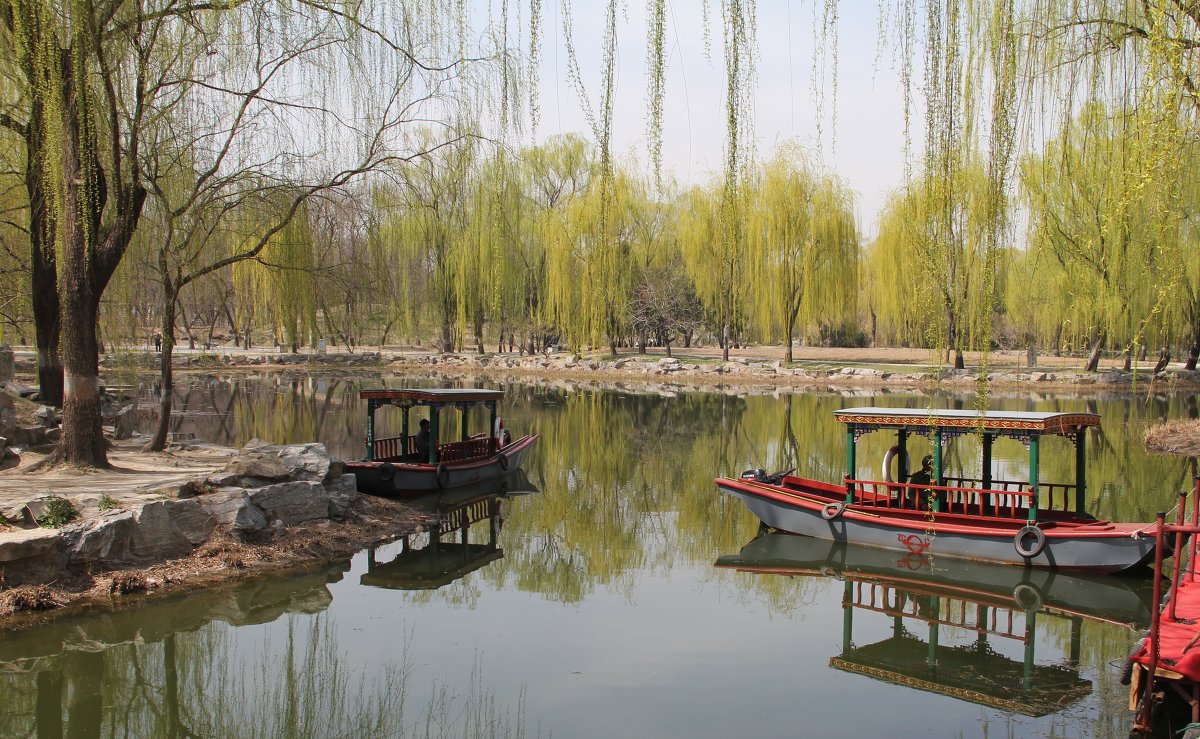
[1,376,1191,737]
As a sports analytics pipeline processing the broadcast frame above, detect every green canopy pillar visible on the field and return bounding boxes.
[1075,429,1087,515]
[365,399,378,461]
[845,426,857,504]
[1028,435,1040,522]
[401,406,410,459]
[933,428,944,512]
[981,433,994,515]
[489,401,498,442]
[428,407,440,464]
[459,402,469,441]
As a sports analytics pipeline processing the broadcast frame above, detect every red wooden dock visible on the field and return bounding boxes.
[1128,476,1200,735]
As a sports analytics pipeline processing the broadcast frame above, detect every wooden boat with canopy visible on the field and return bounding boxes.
[715,407,1164,573]
[345,387,538,495]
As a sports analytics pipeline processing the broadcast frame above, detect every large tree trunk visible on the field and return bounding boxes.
[52,51,146,468]
[27,103,63,408]
[60,252,107,467]
[1084,332,1104,372]
[722,321,730,362]
[954,348,966,370]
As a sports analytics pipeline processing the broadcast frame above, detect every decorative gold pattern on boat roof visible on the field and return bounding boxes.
[360,388,505,404]
[833,407,1100,436]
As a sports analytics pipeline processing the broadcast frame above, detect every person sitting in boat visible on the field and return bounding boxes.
[906,455,934,510]
[414,419,431,459]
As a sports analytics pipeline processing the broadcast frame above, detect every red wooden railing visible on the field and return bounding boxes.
[373,435,416,461]
[1130,477,1200,735]
[374,435,496,463]
[437,437,493,463]
[945,477,1077,513]
[849,477,1037,519]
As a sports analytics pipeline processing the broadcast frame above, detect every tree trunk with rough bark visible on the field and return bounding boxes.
[26,101,63,408]
[1084,332,1104,372]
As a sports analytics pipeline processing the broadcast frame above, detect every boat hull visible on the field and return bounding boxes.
[717,477,1160,573]
[349,434,538,496]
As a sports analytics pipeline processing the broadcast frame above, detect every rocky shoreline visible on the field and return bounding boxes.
[82,347,1200,393]
[0,440,432,628]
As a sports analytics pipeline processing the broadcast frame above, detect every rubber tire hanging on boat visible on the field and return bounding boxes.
[498,453,509,471]
[1013,524,1046,559]
[436,463,450,489]
[821,502,846,520]
[378,462,395,482]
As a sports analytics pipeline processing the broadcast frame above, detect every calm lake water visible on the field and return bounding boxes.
[3,374,1197,738]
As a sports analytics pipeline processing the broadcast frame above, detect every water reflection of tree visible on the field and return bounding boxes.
[4,614,531,737]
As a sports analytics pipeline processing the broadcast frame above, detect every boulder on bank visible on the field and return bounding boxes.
[0,441,359,587]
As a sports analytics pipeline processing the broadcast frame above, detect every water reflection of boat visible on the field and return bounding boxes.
[716,532,1154,717]
[716,532,1154,628]
[360,470,538,591]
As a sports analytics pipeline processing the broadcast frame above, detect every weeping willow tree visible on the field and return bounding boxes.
[384,134,476,352]
[869,161,994,368]
[1021,103,1168,372]
[0,0,530,467]
[542,163,641,354]
[745,147,858,361]
[516,135,591,354]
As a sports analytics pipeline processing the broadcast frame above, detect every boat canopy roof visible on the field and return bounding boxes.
[834,407,1100,438]
[360,388,505,406]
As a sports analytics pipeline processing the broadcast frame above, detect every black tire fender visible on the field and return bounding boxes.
[821,502,846,520]
[436,462,450,489]
[1014,524,1046,559]
[378,462,395,482]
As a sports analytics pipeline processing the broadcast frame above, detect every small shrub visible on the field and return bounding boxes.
[37,497,78,528]
[98,495,121,512]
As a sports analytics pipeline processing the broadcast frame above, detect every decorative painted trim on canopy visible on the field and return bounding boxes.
[360,388,505,405]
[833,407,1100,438]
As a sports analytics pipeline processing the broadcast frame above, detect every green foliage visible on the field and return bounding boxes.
[37,497,78,528]
[98,495,120,512]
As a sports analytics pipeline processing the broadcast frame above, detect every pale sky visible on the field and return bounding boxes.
[533,1,914,234]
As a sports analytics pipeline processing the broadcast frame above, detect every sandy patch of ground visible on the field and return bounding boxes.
[0,440,230,512]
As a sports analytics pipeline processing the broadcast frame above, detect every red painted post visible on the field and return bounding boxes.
[1193,476,1200,584]
[1139,513,1167,732]
[1172,492,1189,622]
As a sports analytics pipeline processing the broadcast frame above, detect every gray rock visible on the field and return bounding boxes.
[0,528,67,585]
[248,481,330,526]
[61,509,135,564]
[113,404,136,440]
[3,381,36,398]
[198,488,268,534]
[7,426,46,447]
[277,443,342,483]
[224,456,290,482]
[129,499,215,559]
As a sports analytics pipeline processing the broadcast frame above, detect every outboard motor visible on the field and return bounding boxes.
[740,468,768,482]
